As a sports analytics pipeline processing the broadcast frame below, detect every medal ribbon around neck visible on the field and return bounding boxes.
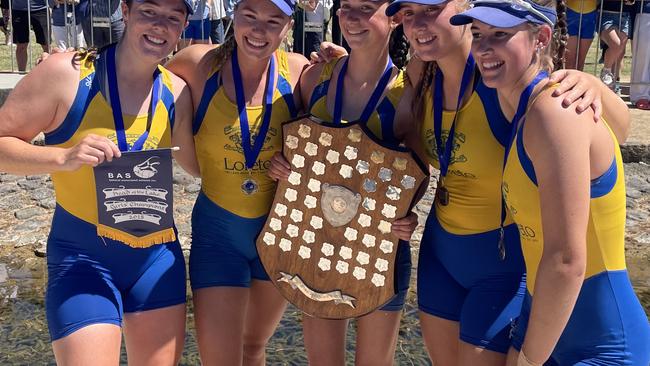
[232,47,276,170]
[498,70,549,259]
[433,53,475,180]
[332,56,395,124]
[106,45,163,152]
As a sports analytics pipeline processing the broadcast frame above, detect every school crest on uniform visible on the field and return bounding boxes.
[256,116,428,319]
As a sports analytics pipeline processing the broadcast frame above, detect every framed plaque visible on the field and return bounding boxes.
[256,116,428,319]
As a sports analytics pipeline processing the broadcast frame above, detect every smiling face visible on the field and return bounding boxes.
[122,0,188,61]
[233,0,293,59]
[337,0,393,51]
[397,1,467,62]
[470,20,549,88]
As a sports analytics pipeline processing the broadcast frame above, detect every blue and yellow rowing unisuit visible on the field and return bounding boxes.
[43,49,186,341]
[417,75,526,353]
[307,56,404,146]
[305,55,411,311]
[190,49,298,289]
[504,113,650,365]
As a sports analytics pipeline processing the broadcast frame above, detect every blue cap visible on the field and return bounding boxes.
[234,0,296,16]
[385,0,447,16]
[271,0,297,16]
[449,0,557,27]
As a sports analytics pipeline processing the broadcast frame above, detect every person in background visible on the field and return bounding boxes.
[52,0,86,50]
[178,0,210,49]
[565,0,597,70]
[599,0,633,91]
[0,0,10,45]
[10,0,50,71]
[293,0,326,57]
[209,0,226,44]
[80,0,124,48]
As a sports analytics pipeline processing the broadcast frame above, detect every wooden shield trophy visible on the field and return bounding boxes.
[256,116,428,319]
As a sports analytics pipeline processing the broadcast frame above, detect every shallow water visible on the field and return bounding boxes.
[1,251,648,365]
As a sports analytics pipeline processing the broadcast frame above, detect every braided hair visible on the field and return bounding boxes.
[389,24,410,69]
[412,61,437,129]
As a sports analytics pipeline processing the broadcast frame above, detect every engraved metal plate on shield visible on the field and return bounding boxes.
[308,178,321,192]
[310,215,323,229]
[378,220,392,234]
[274,203,288,217]
[371,150,385,164]
[263,232,276,246]
[375,258,389,272]
[326,150,340,164]
[356,252,370,265]
[304,195,317,209]
[356,160,369,174]
[339,246,352,260]
[378,167,392,182]
[280,238,292,252]
[302,230,316,244]
[312,161,326,176]
[286,135,299,149]
[363,179,377,193]
[319,132,333,146]
[401,175,416,190]
[348,128,362,142]
[318,257,331,271]
[362,197,376,211]
[353,267,366,280]
[298,124,311,138]
[320,184,362,227]
[386,186,401,201]
[304,142,318,156]
[290,209,303,223]
[357,213,371,228]
[292,154,305,168]
[392,157,407,171]
[381,204,396,219]
[321,243,334,257]
[362,234,376,247]
[344,146,358,160]
[299,246,311,259]
[339,164,353,179]
[288,171,301,186]
[371,273,385,287]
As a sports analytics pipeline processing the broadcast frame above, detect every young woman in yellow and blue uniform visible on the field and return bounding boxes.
[0,0,198,364]
[452,0,650,364]
[166,0,309,363]
[268,2,417,363]
[370,0,634,364]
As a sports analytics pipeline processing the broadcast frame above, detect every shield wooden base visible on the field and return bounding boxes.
[256,116,428,319]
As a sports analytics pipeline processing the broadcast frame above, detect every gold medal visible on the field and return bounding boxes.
[436,185,449,206]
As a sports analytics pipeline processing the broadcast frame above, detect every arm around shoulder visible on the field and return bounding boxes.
[298,62,326,112]
[168,74,201,177]
[286,52,310,112]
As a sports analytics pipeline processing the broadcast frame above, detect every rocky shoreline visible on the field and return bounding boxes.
[0,160,648,284]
